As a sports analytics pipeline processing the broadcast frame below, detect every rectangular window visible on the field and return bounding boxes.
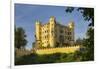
[68,32,71,35]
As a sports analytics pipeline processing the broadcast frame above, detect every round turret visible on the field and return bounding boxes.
[49,16,56,22]
[68,21,74,29]
[36,20,41,24]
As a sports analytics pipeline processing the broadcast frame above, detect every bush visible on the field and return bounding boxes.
[15,52,82,65]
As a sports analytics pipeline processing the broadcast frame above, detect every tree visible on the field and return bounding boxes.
[66,7,94,60]
[32,42,35,48]
[75,38,83,45]
[66,7,94,26]
[15,27,27,49]
[82,28,94,60]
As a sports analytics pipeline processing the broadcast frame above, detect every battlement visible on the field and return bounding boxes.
[33,45,80,55]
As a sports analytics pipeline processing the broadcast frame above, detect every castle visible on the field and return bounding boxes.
[35,16,75,49]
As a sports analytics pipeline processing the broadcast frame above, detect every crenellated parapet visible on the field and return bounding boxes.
[33,45,80,55]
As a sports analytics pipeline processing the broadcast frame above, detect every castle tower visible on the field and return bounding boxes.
[35,20,41,48]
[68,21,75,45]
[49,16,56,47]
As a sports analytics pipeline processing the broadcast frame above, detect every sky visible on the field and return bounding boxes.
[15,3,89,50]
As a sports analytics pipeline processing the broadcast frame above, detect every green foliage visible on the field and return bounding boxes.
[15,27,27,49]
[77,8,94,26]
[66,7,94,61]
[66,7,94,26]
[82,28,94,61]
[15,52,82,65]
[66,7,74,13]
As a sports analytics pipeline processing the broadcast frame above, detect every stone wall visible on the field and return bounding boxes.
[15,48,32,57]
[34,45,80,55]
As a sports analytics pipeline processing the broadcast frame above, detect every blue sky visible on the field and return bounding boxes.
[15,4,89,49]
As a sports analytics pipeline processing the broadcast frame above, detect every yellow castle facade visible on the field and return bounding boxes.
[35,16,75,48]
